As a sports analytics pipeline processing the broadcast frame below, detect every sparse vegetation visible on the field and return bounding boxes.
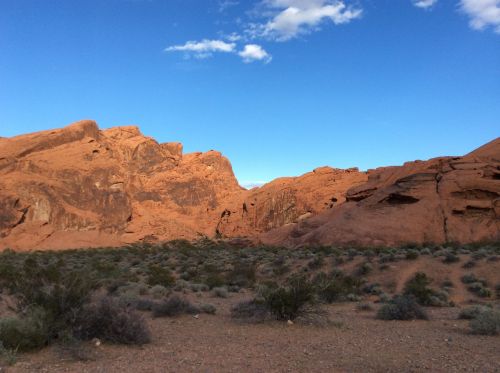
[262,275,316,320]
[469,309,500,335]
[377,295,428,321]
[152,295,199,317]
[0,240,498,360]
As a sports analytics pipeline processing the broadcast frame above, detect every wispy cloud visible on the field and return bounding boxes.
[165,39,271,63]
[238,44,272,63]
[412,0,438,9]
[164,1,362,64]
[250,0,362,41]
[460,0,500,33]
[218,0,239,13]
[164,39,236,59]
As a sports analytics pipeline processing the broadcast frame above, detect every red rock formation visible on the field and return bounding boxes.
[261,138,500,247]
[0,120,498,250]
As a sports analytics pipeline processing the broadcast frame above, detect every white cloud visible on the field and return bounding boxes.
[165,39,236,58]
[238,44,272,62]
[219,0,239,12]
[460,0,500,33]
[412,0,438,9]
[254,0,362,41]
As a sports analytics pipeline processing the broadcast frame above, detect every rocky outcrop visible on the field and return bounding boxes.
[0,120,498,250]
[261,138,500,247]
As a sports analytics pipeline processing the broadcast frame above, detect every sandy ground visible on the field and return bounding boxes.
[4,292,500,373]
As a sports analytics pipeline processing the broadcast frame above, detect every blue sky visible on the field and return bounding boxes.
[1,0,499,186]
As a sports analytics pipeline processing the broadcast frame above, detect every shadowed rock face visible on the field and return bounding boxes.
[261,138,500,247]
[0,120,498,250]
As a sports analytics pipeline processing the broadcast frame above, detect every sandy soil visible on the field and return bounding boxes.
[5,292,500,373]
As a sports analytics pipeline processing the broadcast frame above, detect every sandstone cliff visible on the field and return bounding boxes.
[0,120,498,250]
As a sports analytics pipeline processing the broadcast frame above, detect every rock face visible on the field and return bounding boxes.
[0,120,498,250]
[261,138,500,247]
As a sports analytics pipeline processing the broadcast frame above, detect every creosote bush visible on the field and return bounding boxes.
[377,295,428,321]
[231,299,270,323]
[469,309,500,335]
[262,276,316,320]
[74,297,151,345]
[152,295,199,317]
[404,272,450,306]
[313,270,362,303]
[147,265,175,287]
[0,307,49,352]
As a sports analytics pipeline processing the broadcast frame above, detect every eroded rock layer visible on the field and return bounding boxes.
[261,138,500,247]
[0,120,498,250]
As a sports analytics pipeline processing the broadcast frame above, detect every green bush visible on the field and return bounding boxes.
[405,250,419,260]
[263,276,316,320]
[469,309,500,335]
[212,287,229,298]
[467,282,492,298]
[147,266,175,287]
[74,297,150,345]
[403,272,449,306]
[204,273,226,289]
[226,262,256,287]
[377,295,428,321]
[458,305,491,320]
[152,296,199,317]
[442,252,460,264]
[199,303,217,315]
[313,271,362,303]
[231,299,270,322]
[0,307,49,351]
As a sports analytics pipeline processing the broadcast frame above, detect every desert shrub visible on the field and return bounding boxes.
[356,302,374,311]
[212,287,229,298]
[405,250,419,260]
[133,298,156,311]
[152,295,199,317]
[462,260,476,269]
[376,295,428,321]
[263,276,316,320]
[231,299,270,322]
[469,309,500,335]
[403,272,449,306]
[225,262,256,288]
[55,331,95,362]
[379,253,396,263]
[307,256,324,270]
[355,262,373,276]
[458,305,491,320]
[199,303,217,315]
[362,283,383,295]
[189,283,209,292]
[314,271,362,303]
[467,282,492,298]
[150,285,168,299]
[496,284,500,298]
[461,273,480,284]
[441,279,454,288]
[74,297,150,345]
[0,307,49,351]
[0,341,17,366]
[442,252,460,264]
[378,292,391,303]
[419,248,432,255]
[204,273,226,289]
[471,249,488,260]
[146,266,175,287]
